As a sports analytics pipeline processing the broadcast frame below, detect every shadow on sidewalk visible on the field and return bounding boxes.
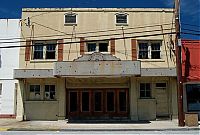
[67,119,151,124]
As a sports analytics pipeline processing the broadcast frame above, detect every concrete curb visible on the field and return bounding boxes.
[7,127,200,131]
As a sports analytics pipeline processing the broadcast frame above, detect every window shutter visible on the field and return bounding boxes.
[110,38,115,55]
[25,40,31,61]
[58,39,64,61]
[80,37,85,55]
[131,39,137,60]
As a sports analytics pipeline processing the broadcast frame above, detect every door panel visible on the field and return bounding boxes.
[156,88,169,116]
[67,88,129,118]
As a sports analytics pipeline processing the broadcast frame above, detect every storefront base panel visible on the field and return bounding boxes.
[24,101,58,120]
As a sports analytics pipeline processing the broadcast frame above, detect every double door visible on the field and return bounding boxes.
[67,89,129,118]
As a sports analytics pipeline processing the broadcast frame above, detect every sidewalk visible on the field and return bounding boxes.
[0,119,199,131]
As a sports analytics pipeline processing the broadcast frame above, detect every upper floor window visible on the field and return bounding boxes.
[138,41,161,59]
[116,13,128,25]
[32,40,57,60]
[87,42,108,53]
[65,13,77,25]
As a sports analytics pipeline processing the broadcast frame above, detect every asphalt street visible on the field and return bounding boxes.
[0,130,199,135]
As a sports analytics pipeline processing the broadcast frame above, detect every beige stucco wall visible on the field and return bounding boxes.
[138,99,156,120]
[16,76,178,120]
[16,8,178,121]
[19,8,176,70]
[25,101,58,120]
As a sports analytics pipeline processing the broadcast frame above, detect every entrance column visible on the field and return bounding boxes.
[57,78,66,120]
[130,76,138,120]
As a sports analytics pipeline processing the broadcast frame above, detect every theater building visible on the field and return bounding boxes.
[14,8,178,121]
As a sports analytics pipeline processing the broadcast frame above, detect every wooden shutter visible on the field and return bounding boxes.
[25,40,31,61]
[80,37,85,55]
[110,38,115,55]
[131,39,137,60]
[58,39,64,61]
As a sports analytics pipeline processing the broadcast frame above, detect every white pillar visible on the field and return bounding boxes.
[129,76,138,120]
[57,78,66,120]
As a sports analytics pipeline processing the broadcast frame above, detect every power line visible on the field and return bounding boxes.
[0,31,176,49]
[0,28,175,44]
[0,22,174,41]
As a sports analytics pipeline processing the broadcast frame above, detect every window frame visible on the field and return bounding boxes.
[86,41,109,53]
[139,83,152,98]
[115,12,128,26]
[138,40,162,60]
[64,13,77,25]
[29,84,41,100]
[32,40,57,60]
[44,85,56,100]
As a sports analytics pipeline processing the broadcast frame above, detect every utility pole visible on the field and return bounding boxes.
[175,0,185,126]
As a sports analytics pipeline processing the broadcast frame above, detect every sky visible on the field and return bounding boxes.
[0,0,199,39]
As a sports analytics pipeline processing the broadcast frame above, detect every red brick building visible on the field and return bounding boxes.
[182,39,200,119]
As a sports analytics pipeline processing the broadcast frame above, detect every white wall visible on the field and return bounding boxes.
[0,19,20,115]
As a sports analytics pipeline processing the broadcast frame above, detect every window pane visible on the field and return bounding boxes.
[140,83,151,98]
[140,91,145,98]
[30,85,40,100]
[46,44,56,59]
[82,92,90,112]
[139,43,148,59]
[94,92,102,112]
[107,91,114,112]
[146,91,151,98]
[119,91,127,112]
[45,85,55,100]
[116,14,127,24]
[65,14,76,23]
[151,43,161,59]
[87,43,96,52]
[69,92,77,112]
[146,83,151,90]
[34,45,43,59]
[99,42,108,52]
[140,83,145,90]
[151,52,160,59]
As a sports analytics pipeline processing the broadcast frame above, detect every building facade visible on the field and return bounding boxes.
[0,19,20,118]
[15,8,178,121]
[182,40,200,119]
